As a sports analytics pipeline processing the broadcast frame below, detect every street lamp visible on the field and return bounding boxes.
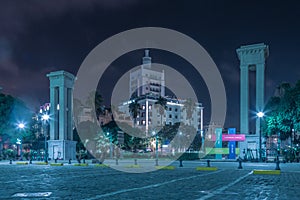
[107,132,112,159]
[17,123,25,160]
[257,111,264,162]
[152,131,158,166]
[179,131,182,153]
[41,114,50,162]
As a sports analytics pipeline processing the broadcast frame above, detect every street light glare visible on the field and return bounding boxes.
[257,111,264,118]
[42,114,50,121]
[18,123,25,129]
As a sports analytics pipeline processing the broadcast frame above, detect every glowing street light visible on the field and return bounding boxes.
[18,123,25,129]
[40,103,50,162]
[107,132,112,159]
[257,112,264,118]
[42,114,50,121]
[256,111,264,162]
[17,123,25,160]
[152,131,158,166]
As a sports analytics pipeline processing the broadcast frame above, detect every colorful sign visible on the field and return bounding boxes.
[211,134,245,141]
[215,128,222,159]
[228,128,236,159]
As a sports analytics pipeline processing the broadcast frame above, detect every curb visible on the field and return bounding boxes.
[253,170,281,175]
[74,163,88,166]
[155,166,175,170]
[125,164,141,168]
[50,163,64,166]
[95,164,110,167]
[36,162,48,165]
[196,167,218,171]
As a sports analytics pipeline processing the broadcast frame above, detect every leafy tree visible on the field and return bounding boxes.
[0,93,34,145]
[86,91,104,120]
[155,96,167,126]
[0,93,14,139]
[265,81,300,141]
[183,98,195,125]
[128,100,140,127]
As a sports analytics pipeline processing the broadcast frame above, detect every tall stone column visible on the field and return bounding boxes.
[236,43,269,159]
[47,71,77,160]
[240,65,249,135]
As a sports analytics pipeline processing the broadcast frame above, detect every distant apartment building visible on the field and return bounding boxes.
[117,50,204,133]
[129,50,165,98]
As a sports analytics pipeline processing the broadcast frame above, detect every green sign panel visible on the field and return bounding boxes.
[206,148,240,155]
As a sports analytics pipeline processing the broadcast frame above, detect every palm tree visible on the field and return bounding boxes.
[155,96,168,127]
[183,98,194,125]
[86,91,104,120]
[129,100,141,127]
[73,98,84,125]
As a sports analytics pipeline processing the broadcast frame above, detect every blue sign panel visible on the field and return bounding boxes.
[228,128,236,159]
[215,128,222,159]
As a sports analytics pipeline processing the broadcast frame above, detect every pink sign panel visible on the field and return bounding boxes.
[211,134,245,141]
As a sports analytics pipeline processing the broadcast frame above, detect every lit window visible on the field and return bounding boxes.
[142,120,145,125]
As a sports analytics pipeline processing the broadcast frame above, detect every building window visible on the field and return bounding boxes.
[175,115,178,119]
[142,120,145,125]
[175,108,178,112]
[169,107,172,111]
[169,114,172,118]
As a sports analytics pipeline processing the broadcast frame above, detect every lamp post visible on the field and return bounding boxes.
[107,132,112,159]
[41,114,49,162]
[40,103,50,162]
[257,111,264,162]
[152,131,158,166]
[179,131,182,152]
[17,123,25,160]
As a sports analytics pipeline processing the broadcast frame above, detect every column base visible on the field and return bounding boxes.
[48,140,77,160]
[239,135,259,160]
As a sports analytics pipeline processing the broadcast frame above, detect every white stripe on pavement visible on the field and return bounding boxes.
[196,171,253,200]
[85,170,224,200]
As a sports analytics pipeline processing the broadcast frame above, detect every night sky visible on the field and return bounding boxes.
[1,0,300,131]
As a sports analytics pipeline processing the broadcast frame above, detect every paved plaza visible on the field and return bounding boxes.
[0,160,300,199]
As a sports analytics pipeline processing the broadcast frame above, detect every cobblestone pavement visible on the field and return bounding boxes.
[0,160,300,199]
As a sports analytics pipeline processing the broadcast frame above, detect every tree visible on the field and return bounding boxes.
[155,96,167,127]
[128,100,140,127]
[86,91,104,120]
[183,98,194,125]
[0,93,14,139]
[0,94,33,143]
[265,81,300,142]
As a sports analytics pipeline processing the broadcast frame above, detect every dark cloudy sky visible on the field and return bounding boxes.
[1,0,300,131]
